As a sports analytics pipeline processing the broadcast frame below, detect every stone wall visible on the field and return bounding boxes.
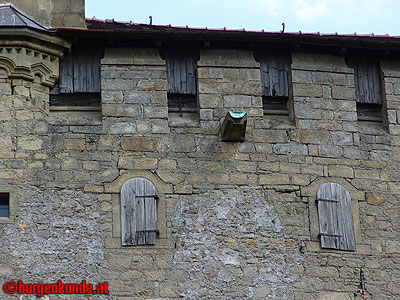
[0,46,399,300]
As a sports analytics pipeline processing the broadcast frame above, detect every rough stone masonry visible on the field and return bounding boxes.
[0,1,399,300]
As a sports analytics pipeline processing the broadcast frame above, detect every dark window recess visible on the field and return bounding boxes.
[164,48,199,115]
[0,193,9,218]
[167,93,197,115]
[121,178,158,246]
[351,57,383,121]
[316,183,355,251]
[50,43,103,107]
[257,52,290,114]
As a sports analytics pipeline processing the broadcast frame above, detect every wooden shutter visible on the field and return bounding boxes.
[259,52,290,97]
[316,183,355,251]
[58,43,102,94]
[59,52,74,93]
[165,48,198,95]
[354,58,382,104]
[121,178,158,246]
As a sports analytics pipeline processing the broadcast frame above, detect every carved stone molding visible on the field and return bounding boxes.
[0,29,70,88]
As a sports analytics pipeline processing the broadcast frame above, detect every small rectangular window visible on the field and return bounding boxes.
[0,193,9,218]
[165,48,199,116]
[256,52,291,115]
[50,42,103,108]
[352,57,383,121]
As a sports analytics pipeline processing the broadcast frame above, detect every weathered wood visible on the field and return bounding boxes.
[354,57,382,104]
[167,93,197,114]
[57,43,103,95]
[316,183,355,251]
[166,48,198,95]
[59,51,73,93]
[357,103,382,122]
[262,96,288,114]
[259,52,290,98]
[121,178,157,246]
[49,93,101,107]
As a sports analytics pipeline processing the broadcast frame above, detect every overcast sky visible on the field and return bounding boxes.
[86,0,400,36]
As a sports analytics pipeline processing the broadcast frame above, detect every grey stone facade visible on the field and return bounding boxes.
[0,3,399,300]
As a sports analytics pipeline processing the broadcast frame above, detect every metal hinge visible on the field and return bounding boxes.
[319,233,342,238]
[135,195,159,200]
[316,198,340,206]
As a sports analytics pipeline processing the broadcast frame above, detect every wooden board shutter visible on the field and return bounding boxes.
[166,48,197,95]
[259,53,290,97]
[73,43,102,93]
[58,44,102,94]
[354,58,382,104]
[316,183,355,251]
[121,178,158,246]
[59,52,74,93]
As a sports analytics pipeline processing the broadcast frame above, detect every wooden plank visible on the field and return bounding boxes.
[121,178,136,245]
[354,58,382,104]
[316,183,355,251]
[259,52,289,98]
[121,178,158,246]
[144,180,157,245]
[59,51,74,93]
[166,48,197,95]
[134,178,146,245]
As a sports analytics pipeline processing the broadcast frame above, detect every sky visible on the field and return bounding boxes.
[85,0,400,36]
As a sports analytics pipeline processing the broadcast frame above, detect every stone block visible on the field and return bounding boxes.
[64,138,85,151]
[198,49,259,68]
[331,86,355,100]
[292,70,312,83]
[121,137,159,152]
[298,130,330,144]
[259,174,290,185]
[318,145,343,158]
[366,194,385,206]
[272,144,308,156]
[292,83,323,97]
[109,122,137,135]
[223,95,252,108]
[328,165,354,178]
[134,158,158,169]
[156,170,185,184]
[17,136,43,151]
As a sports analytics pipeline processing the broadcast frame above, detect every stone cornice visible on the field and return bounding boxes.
[0,28,70,87]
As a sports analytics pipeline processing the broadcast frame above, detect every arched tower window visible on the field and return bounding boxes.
[121,178,158,246]
[316,183,355,251]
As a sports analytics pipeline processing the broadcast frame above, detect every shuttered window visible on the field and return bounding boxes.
[165,48,199,115]
[50,42,103,107]
[121,178,158,246]
[257,52,290,114]
[316,183,355,251]
[352,57,383,121]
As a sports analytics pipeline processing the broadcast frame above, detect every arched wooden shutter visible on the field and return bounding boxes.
[121,178,158,246]
[316,183,355,251]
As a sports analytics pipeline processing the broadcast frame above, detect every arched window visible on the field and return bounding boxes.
[316,183,355,251]
[121,178,158,246]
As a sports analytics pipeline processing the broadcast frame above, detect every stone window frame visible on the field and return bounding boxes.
[104,170,172,248]
[300,177,371,254]
[0,188,17,224]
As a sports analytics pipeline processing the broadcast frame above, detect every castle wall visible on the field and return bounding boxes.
[0,46,399,299]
